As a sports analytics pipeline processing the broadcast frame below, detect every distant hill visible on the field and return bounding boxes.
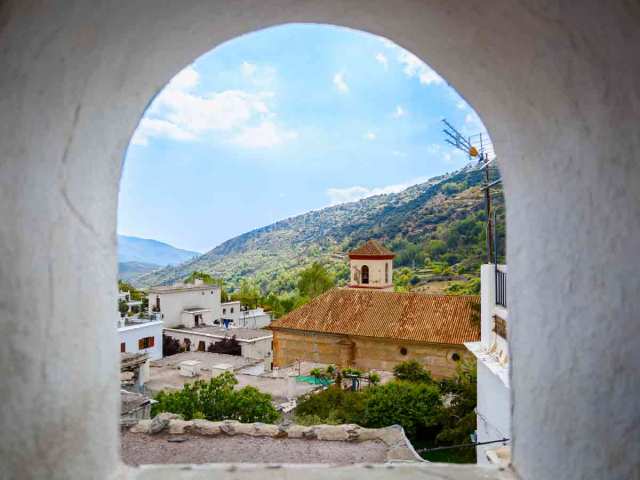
[133,165,505,291]
[118,235,200,267]
[118,261,161,282]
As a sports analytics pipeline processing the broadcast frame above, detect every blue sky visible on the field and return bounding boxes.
[118,23,487,253]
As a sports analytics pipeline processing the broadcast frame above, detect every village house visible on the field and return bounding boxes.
[117,314,163,361]
[222,300,272,329]
[465,264,511,465]
[148,279,222,328]
[269,241,480,378]
[163,325,273,361]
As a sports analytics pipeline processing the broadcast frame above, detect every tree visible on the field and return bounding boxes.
[446,278,480,295]
[436,360,478,445]
[237,279,260,309]
[118,299,129,317]
[356,381,442,436]
[151,372,279,423]
[393,360,435,384]
[297,262,334,299]
[184,271,229,301]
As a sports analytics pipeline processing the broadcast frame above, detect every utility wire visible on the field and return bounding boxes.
[416,438,510,453]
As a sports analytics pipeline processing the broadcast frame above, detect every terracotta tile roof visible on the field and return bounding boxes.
[348,240,395,258]
[269,288,480,345]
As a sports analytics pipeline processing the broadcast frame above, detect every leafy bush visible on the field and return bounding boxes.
[357,381,442,436]
[207,336,241,356]
[152,372,279,423]
[118,299,129,317]
[436,360,478,445]
[446,278,481,295]
[367,372,381,385]
[162,335,180,357]
[393,360,435,384]
[295,380,442,437]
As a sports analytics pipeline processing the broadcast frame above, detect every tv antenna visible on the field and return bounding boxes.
[442,119,501,263]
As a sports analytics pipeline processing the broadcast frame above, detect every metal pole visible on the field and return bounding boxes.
[484,153,494,263]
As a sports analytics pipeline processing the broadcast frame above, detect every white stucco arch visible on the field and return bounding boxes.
[1,1,638,479]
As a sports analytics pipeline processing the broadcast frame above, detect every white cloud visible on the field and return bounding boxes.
[333,72,349,93]
[167,65,200,91]
[131,118,195,146]
[397,50,444,86]
[240,61,277,87]
[132,64,295,149]
[456,100,467,110]
[231,121,298,149]
[364,131,376,141]
[392,105,406,118]
[375,52,389,70]
[241,61,257,78]
[379,37,397,49]
[427,144,467,164]
[326,177,428,205]
[392,150,407,157]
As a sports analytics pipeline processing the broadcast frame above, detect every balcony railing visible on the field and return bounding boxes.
[495,266,507,308]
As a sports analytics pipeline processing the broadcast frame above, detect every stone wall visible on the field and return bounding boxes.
[128,413,423,463]
[273,331,471,378]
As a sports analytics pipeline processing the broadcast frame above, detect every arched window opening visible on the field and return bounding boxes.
[385,262,389,284]
[361,265,369,284]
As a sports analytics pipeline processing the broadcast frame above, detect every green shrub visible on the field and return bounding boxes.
[152,372,279,423]
[436,360,478,445]
[393,360,435,384]
[367,372,381,385]
[294,379,442,437]
[357,381,442,436]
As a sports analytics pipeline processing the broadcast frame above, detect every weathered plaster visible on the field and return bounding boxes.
[1,1,639,479]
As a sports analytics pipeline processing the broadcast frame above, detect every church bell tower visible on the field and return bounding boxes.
[347,240,395,291]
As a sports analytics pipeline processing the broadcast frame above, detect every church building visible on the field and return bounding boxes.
[269,240,480,378]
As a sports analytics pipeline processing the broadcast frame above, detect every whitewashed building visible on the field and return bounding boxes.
[163,325,273,361]
[221,301,272,329]
[465,264,510,465]
[148,279,222,328]
[117,315,163,361]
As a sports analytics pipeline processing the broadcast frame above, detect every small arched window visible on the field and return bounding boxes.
[385,262,389,284]
[361,265,369,284]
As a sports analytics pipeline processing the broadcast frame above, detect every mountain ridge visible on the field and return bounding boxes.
[132,164,505,291]
[118,235,200,267]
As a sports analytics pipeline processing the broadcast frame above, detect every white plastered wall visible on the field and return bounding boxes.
[1,1,639,479]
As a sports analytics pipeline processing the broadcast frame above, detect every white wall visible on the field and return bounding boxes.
[236,308,272,329]
[150,287,221,328]
[221,301,241,323]
[1,1,639,478]
[349,259,393,289]
[240,336,273,360]
[476,360,511,465]
[118,321,163,360]
[163,328,273,360]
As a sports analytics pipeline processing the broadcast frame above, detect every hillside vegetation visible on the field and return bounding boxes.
[134,165,505,297]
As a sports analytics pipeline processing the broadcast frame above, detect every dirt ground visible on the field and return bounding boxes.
[121,431,388,465]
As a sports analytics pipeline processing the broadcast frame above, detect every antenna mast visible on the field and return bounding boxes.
[442,119,501,264]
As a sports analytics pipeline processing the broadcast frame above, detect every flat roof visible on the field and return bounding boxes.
[165,325,272,341]
[183,308,211,314]
[148,283,219,294]
[122,432,391,466]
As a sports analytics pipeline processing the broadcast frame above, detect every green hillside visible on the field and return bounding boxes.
[134,164,505,295]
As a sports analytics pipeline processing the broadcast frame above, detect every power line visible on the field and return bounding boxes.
[416,437,510,453]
